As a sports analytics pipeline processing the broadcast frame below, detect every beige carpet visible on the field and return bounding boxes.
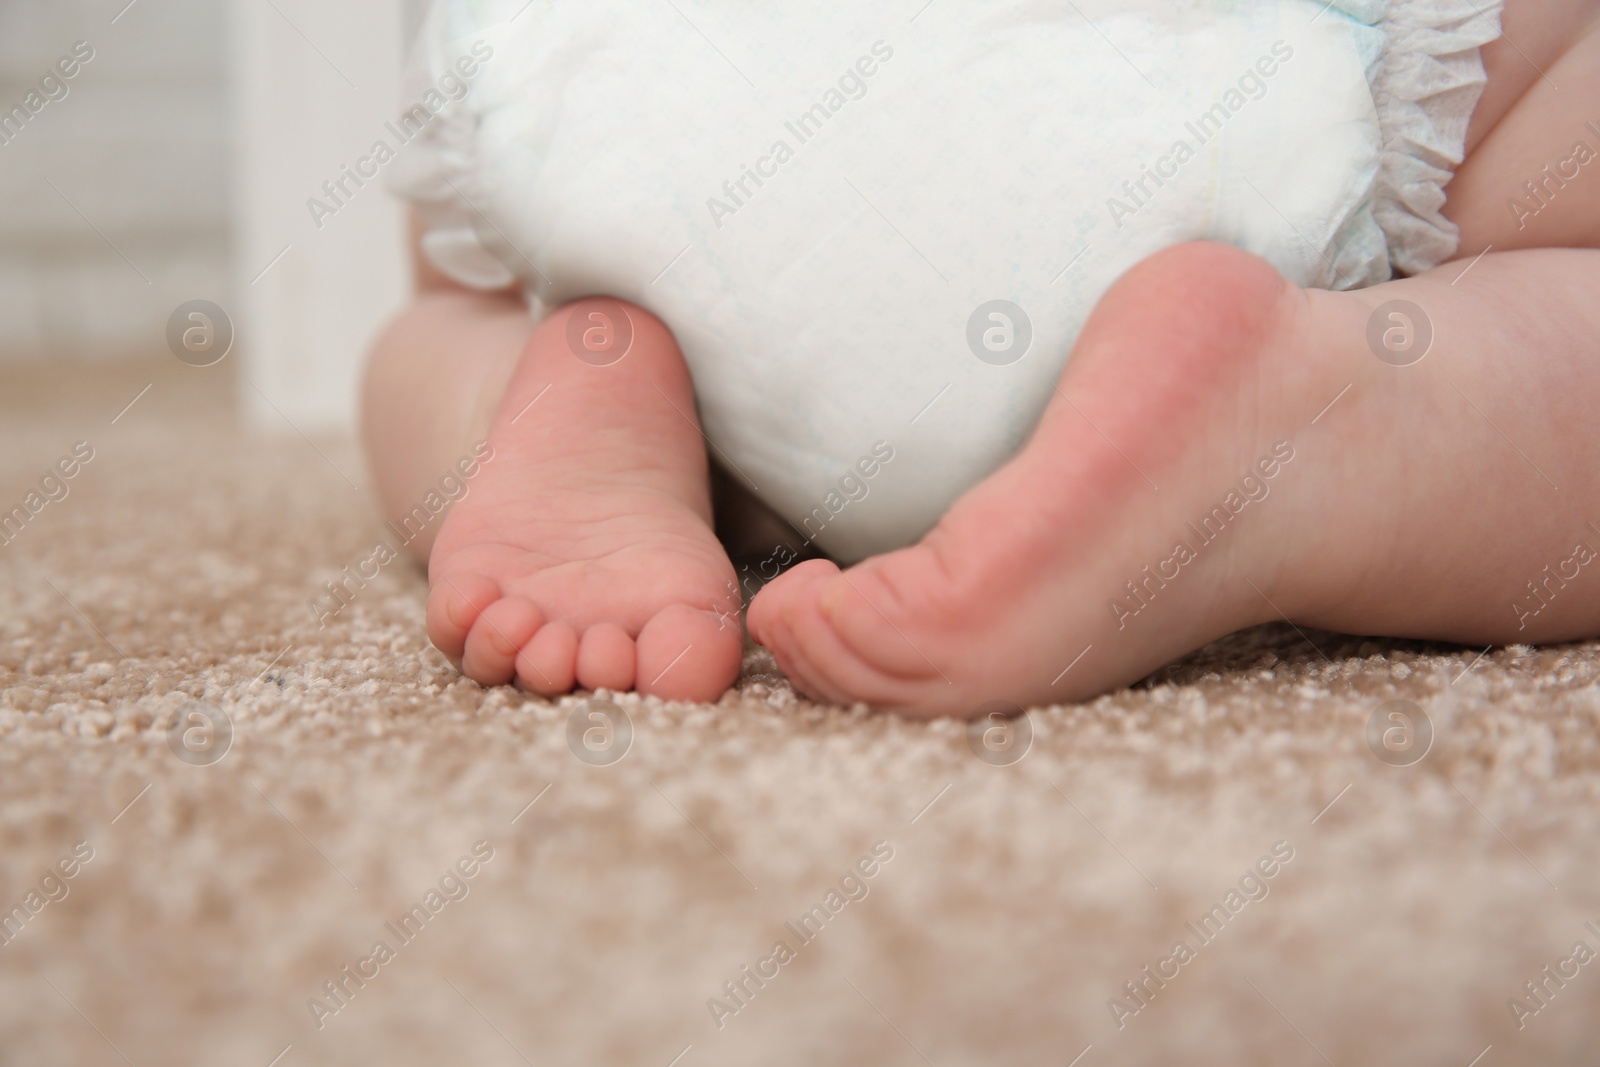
[2,357,1599,1067]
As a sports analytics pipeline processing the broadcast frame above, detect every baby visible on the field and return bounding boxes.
[363,0,1600,716]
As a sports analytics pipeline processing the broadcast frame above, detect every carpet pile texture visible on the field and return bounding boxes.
[2,359,1597,1066]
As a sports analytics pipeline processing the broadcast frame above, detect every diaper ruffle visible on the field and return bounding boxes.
[394,0,1503,292]
[388,1,518,292]
[1348,0,1503,278]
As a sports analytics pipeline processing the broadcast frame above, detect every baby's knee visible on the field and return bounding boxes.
[1128,242,1290,307]
[534,296,681,362]
[1101,242,1295,348]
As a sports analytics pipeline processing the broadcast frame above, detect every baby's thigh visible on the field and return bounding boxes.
[1445,0,1600,252]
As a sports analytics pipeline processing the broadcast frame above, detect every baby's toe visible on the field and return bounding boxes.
[635,604,742,702]
[461,595,543,686]
[753,554,956,713]
[746,558,839,649]
[814,562,947,681]
[516,620,579,695]
[765,629,856,708]
[789,594,904,706]
[427,574,502,663]
[576,623,636,692]
[748,559,883,702]
[774,577,920,707]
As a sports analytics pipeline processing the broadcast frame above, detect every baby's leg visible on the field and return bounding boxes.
[362,258,741,700]
[750,8,1600,716]
[361,285,530,562]
[1446,0,1600,252]
[749,242,1600,715]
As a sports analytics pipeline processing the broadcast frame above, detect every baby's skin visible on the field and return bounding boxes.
[363,0,1600,715]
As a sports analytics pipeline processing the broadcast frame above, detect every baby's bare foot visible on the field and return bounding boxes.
[753,239,1600,715]
[427,300,741,701]
[749,243,1333,715]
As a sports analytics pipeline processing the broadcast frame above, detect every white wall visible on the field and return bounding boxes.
[0,0,413,431]
[0,0,229,362]
[231,0,411,430]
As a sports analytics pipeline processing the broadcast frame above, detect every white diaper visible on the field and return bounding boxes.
[392,0,1500,561]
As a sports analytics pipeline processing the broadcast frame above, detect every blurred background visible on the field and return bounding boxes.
[0,0,424,428]
[4,6,1599,1064]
